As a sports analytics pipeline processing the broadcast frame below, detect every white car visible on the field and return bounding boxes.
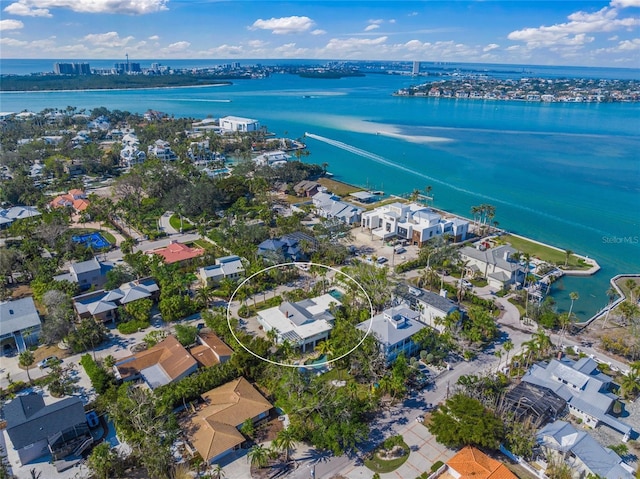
[38,356,60,369]
[459,279,473,289]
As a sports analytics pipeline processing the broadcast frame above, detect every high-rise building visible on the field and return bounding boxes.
[412,61,420,75]
[53,62,91,75]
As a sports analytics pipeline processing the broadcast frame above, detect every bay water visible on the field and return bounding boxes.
[1,63,638,320]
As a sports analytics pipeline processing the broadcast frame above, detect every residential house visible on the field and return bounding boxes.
[147,139,178,161]
[361,202,468,245]
[356,306,425,364]
[349,191,379,204]
[537,421,634,479]
[54,256,111,291]
[0,205,40,229]
[87,115,110,131]
[522,356,633,439]
[395,285,459,332]
[146,240,205,265]
[257,233,315,263]
[293,180,321,197]
[119,144,146,167]
[4,393,90,465]
[459,243,526,290]
[121,132,140,146]
[183,377,273,464]
[0,297,41,353]
[502,381,567,427]
[440,445,518,479]
[49,189,90,212]
[72,277,159,322]
[312,192,364,225]
[198,255,245,287]
[113,335,198,389]
[257,294,340,352]
[189,332,234,368]
[253,150,289,167]
[219,116,260,133]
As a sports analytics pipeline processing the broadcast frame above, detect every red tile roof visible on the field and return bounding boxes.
[446,446,518,479]
[146,241,205,264]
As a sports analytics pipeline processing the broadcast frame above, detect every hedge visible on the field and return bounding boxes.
[80,354,115,394]
[117,319,150,334]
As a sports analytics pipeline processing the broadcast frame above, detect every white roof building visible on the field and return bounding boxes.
[257,294,340,352]
[253,150,290,167]
[0,297,41,352]
[198,256,245,286]
[219,116,260,133]
[0,206,41,229]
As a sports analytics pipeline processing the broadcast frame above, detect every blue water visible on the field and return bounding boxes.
[1,64,638,320]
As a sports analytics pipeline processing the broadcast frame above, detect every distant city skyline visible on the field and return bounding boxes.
[0,0,639,67]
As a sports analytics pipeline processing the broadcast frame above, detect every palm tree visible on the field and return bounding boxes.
[494,349,503,373]
[602,286,619,330]
[266,328,278,347]
[247,444,270,469]
[564,249,573,268]
[424,185,433,206]
[315,340,332,358]
[210,464,225,479]
[409,189,421,202]
[273,427,297,463]
[568,291,579,322]
[503,339,514,374]
[620,372,640,399]
[19,350,35,383]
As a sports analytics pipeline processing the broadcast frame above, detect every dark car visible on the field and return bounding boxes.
[3,343,16,357]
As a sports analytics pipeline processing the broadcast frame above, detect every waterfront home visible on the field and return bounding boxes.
[0,205,40,229]
[49,189,89,212]
[253,150,289,167]
[312,191,364,225]
[257,294,340,352]
[442,445,517,479]
[147,139,178,161]
[459,243,526,290]
[537,421,634,479]
[522,356,633,440]
[87,115,110,131]
[189,332,234,368]
[293,180,321,197]
[121,132,140,146]
[120,144,146,167]
[183,377,273,464]
[257,233,315,263]
[0,297,41,353]
[197,255,245,287]
[53,256,111,291]
[113,335,198,389]
[72,277,159,322]
[146,240,205,265]
[4,393,90,465]
[395,285,459,332]
[360,202,468,245]
[356,306,425,364]
[502,381,567,427]
[219,115,260,133]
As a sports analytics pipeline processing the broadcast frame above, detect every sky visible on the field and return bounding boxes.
[0,0,639,67]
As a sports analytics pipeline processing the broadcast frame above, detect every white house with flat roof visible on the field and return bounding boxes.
[356,306,425,364]
[257,294,340,352]
[198,256,245,287]
[361,202,468,245]
[0,297,41,353]
[220,116,260,133]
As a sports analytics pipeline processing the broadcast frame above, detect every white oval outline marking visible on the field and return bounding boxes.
[226,261,374,368]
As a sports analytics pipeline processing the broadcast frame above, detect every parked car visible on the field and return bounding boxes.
[459,279,473,290]
[376,257,388,264]
[3,343,16,357]
[38,356,61,369]
[394,247,406,254]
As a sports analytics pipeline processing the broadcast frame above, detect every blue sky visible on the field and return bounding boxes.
[1,0,639,67]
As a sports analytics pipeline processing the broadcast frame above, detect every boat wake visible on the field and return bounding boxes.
[304,132,611,236]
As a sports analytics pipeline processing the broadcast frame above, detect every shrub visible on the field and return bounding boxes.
[80,354,115,394]
[117,319,150,334]
[430,461,444,473]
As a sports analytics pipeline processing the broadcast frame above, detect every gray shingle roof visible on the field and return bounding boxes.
[0,297,42,334]
[356,306,425,348]
[5,394,86,449]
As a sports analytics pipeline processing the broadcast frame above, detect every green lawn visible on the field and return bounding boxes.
[499,234,589,269]
[317,178,363,197]
[364,438,410,473]
[169,214,195,232]
[99,231,117,246]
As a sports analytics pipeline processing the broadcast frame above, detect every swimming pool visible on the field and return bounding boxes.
[72,232,111,249]
[329,289,344,300]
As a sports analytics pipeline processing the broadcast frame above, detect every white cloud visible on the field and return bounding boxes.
[250,16,314,34]
[611,0,640,7]
[320,36,388,56]
[0,19,24,30]
[618,38,640,49]
[83,32,134,47]
[368,19,384,25]
[274,42,308,57]
[4,0,167,16]
[163,41,191,52]
[247,40,267,48]
[311,29,326,35]
[408,12,418,17]
[483,43,500,52]
[0,37,28,46]
[389,19,396,24]
[148,35,159,41]
[508,5,640,48]
[364,24,380,32]
[608,35,619,40]
[4,1,51,17]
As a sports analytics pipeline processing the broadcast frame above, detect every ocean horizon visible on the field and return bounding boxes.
[0,62,638,321]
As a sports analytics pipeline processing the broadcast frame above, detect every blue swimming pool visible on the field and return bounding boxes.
[72,232,110,249]
[329,289,343,300]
